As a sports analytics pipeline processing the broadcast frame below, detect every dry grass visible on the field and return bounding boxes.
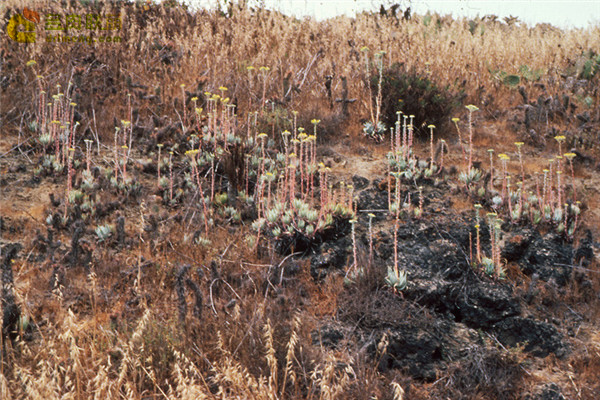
[3,0,598,139]
[1,0,600,399]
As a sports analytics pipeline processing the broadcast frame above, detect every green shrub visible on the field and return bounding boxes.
[372,63,462,137]
[578,50,600,80]
[488,65,544,87]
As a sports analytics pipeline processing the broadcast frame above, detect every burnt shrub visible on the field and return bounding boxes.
[371,63,463,138]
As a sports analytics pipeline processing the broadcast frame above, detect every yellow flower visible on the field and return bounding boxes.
[554,135,566,142]
[452,117,460,123]
[26,60,37,67]
[465,104,479,112]
[564,152,576,160]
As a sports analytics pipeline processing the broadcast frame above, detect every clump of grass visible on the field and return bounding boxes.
[374,62,462,138]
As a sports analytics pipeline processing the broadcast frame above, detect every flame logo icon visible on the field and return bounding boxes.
[23,8,41,24]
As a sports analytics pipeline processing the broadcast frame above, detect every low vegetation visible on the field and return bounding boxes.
[1,1,599,399]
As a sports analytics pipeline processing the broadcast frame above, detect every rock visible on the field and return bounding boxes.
[375,326,442,381]
[574,229,594,268]
[310,238,349,280]
[311,324,345,348]
[502,228,537,262]
[576,111,590,124]
[406,276,520,329]
[351,175,369,190]
[492,316,566,358]
[530,383,566,400]
[521,232,573,286]
[456,282,521,328]
[373,319,478,382]
[356,188,388,217]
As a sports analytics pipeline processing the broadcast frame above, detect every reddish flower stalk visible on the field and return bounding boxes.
[393,207,400,278]
[402,115,408,161]
[157,144,163,187]
[193,160,209,233]
[564,153,577,203]
[387,165,392,210]
[428,125,435,169]
[84,139,92,173]
[469,231,473,266]
[114,127,120,182]
[169,152,174,202]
